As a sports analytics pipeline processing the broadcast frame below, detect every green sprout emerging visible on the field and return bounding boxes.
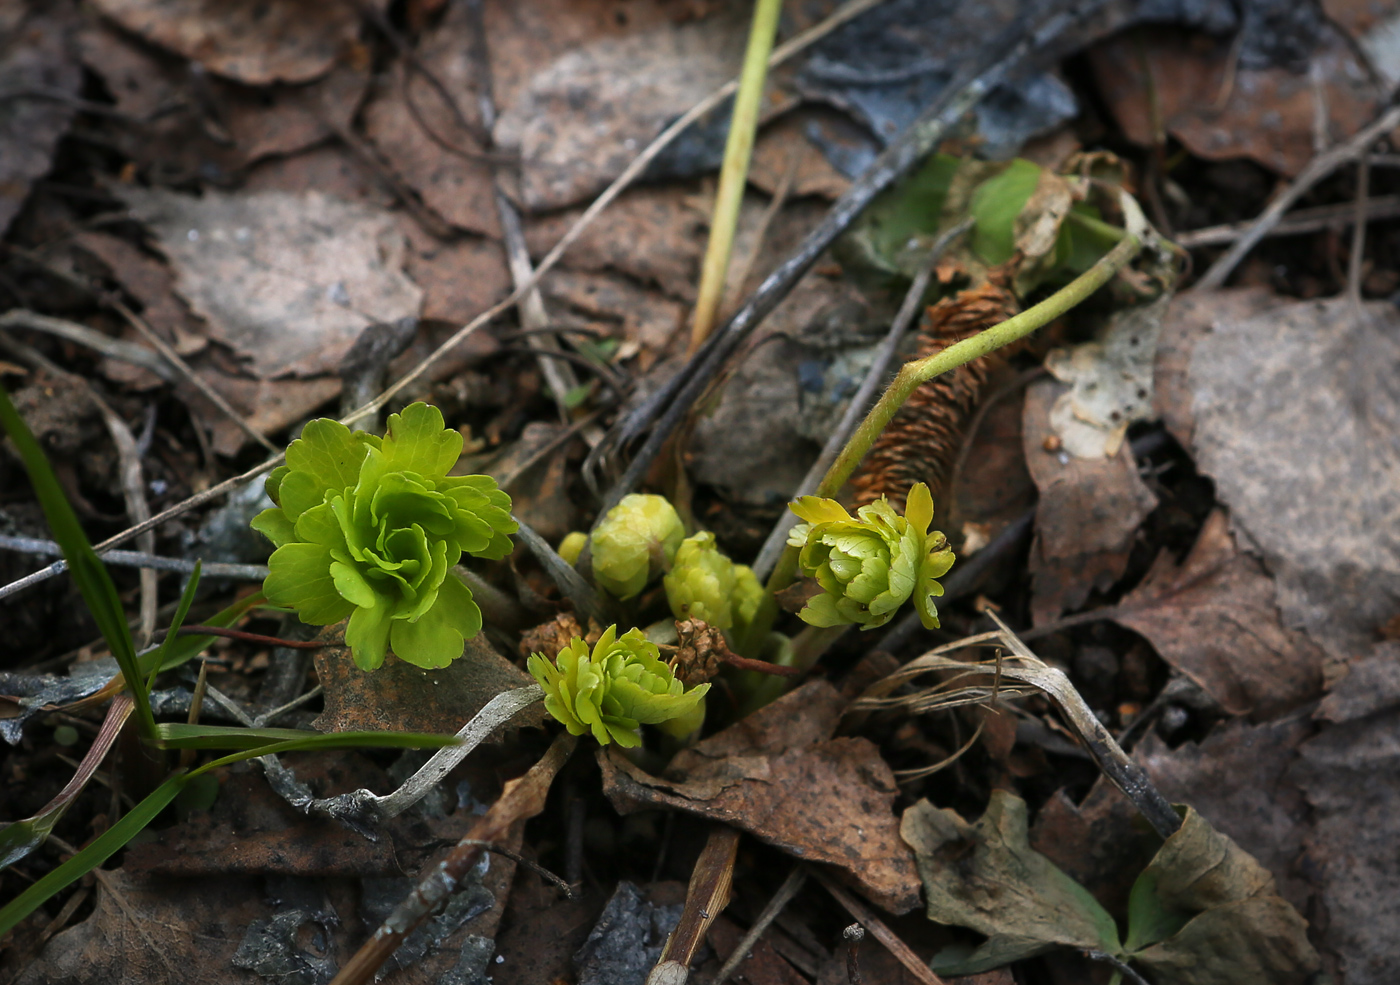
[665,531,764,637]
[527,626,710,746]
[786,481,954,631]
[590,493,685,599]
[251,402,516,671]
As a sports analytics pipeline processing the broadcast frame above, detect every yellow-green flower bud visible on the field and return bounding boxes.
[527,625,710,746]
[786,482,954,631]
[590,494,684,599]
[558,531,588,566]
[730,563,765,638]
[664,532,738,628]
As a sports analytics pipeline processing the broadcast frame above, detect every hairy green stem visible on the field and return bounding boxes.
[766,227,1144,594]
[688,0,783,353]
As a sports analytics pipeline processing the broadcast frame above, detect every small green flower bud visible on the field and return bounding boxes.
[558,531,588,566]
[527,625,710,747]
[786,482,954,631]
[590,494,684,599]
[664,532,738,628]
[730,563,765,638]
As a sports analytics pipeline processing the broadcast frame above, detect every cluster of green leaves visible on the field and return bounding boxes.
[0,386,458,936]
[787,481,954,631]
[903,790,1321,983]
[527,625,709,746]
[252,402,516,671]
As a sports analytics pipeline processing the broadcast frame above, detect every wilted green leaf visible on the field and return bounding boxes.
[835,152,962,279]
[970,158,1043,266]
[902,789,1120,974]
[1128,807,1322,985]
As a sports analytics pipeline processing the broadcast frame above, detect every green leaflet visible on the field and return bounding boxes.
[252,402,516,670]
[527,625,709,747]
[786,482,954,631]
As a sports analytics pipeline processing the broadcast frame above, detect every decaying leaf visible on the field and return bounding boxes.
[1044,293,1171,459]
[903,791,1321,983]
[314,628,544,736]
[119,186,423,379]
[1023,377,1158,624]
[1183,295,1400,658]
[1128,808,1321,985]
[598,680,920,914]
[0,1,80,238]
[90,0,363,85]
[901,790,1121,974]
[1110,509,1325,719]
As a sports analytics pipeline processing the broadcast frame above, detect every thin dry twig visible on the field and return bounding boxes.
[811,868,945,985]
[1196,102,1400,289]
[1173,193,1400,247]
[0,535,267,580]
[328,731,577,985]
[709,867,806,985]
[1348,152,1372,310]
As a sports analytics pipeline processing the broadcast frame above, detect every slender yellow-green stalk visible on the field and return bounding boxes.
[688,0,783,354]
[766,224,1146,595]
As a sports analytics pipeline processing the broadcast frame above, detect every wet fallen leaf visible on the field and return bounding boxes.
[1022,377,1158,624]
[1030,778,1157,919]
[599,680,921,914]
[1088,25,1378,177]
[0,1,80,237]
[119,186,423,379]
[186,370,343,457]
[1110,509,1325,718]
[90,0,363,85]
[948,373,1036,555]
[399,217,511,325]
[314,628,544,736]
[1182,295,1400,658]
[749,111,854,201]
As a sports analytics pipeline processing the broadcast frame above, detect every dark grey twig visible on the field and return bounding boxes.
[510,516,609,626]
[0,535,268,581]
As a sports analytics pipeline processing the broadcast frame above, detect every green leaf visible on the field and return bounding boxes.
[0,385,154,740]
[836,152,962,279]
[901,790,1122,975]
[250,507,297,548]
[381,401,461,476]
[145,561,201,696]
[264,542,355,626]
[1123,868,1189,953]
[388,575,481,670]
[970,158,1043,265]
[284,417,368,499]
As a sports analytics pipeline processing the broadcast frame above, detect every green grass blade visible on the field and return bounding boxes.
[0,771,186,936]
[0,385,154,741]
[155,723,461,752]
[137,590,267,677]
[145,561,201,696]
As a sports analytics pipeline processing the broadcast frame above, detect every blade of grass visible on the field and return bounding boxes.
[144,561,201,697]
[0,385,154,741]
[687,0,783,354]
[153,723,461,752]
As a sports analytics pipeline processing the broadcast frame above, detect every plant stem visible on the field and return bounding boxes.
[687,0,783,354]
[766,225,1144,594]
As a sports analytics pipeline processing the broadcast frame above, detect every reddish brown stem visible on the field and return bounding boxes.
[177,626,324,649]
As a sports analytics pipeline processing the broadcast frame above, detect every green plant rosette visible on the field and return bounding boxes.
[251,402,516,671]
[527,625,710,747]
[787,481,954,630]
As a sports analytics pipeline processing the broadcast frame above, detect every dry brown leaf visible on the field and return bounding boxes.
[399,218,511,325]
[120,186,423,379]
[1111,509,1325,719]
[361,0,497,237]
[598,680,921,914]
[90,0,363,85]
[523,186,705,302]
[493,9,747,210]
[314,630,544,736]
[1183,295,1400,659]
[749,112,854,201]
[1023,377,1158,625]
[186,370,342,457]
[0,2,80,237]
[1088,26,1378,177]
